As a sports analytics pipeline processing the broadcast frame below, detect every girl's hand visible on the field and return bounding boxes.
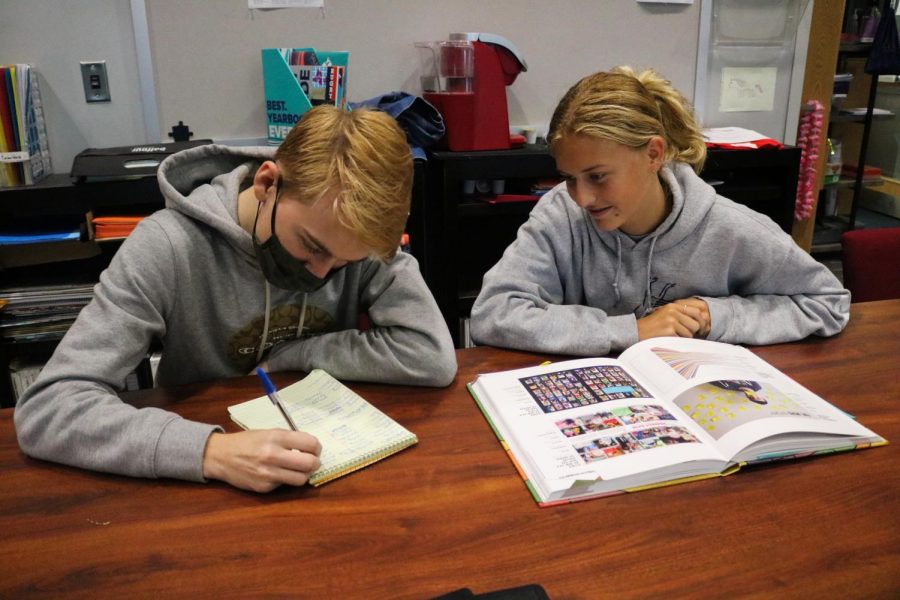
[678,297,711,338]
[637,302,703,340]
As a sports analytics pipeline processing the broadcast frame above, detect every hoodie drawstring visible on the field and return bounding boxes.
[612,236,622,304]
[295,293,308,339]
[256,280,272,365]
[611,233,658,316]
[644,236,659,315]
[256,283,308,365]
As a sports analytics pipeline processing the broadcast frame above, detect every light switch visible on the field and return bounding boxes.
[80,61,110,103]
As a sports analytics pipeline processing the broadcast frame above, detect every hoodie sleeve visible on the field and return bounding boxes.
[265,252,457,387]
[701,235,850,345]
[470,197,638,355]
[14,219,220,482]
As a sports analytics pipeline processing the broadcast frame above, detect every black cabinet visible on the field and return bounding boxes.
[0,174,164,407]
[420,145,800,348]
[421,146,557,348]
[0,162,429,408]
[701,147,801,233]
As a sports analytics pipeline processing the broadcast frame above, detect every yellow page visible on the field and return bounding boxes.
[228,369,417,485]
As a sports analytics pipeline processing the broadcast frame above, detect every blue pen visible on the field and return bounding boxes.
[255,368,300,431]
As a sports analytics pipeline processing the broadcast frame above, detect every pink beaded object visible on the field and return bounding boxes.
[794,100,825,221]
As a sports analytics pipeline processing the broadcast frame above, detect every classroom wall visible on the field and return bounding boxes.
[1,0,700,173]
[0,0,147,174]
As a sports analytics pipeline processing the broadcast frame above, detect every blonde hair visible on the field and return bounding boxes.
[548,66,706,173]
[275,105,412,260]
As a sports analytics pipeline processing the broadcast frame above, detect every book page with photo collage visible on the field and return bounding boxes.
[471,357,729,495]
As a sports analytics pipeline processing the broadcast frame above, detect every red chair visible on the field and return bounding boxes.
[840,227,900,302]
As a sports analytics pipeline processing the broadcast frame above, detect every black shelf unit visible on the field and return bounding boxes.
[422,145,557,347]
[0,174,165,407]
[421,145,801,348]
[701,147,800,234]
[834,40,886,231]
[0,162,429,408]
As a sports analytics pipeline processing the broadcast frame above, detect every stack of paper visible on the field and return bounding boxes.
[0,284,94,343]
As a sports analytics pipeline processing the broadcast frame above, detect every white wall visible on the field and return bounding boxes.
[145,0,699,143]
[0,0,147,173]
[1,0,700,172]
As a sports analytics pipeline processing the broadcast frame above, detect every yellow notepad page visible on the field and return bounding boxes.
[228,369,418,486]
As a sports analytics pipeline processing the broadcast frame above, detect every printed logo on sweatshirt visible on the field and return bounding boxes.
[635,277,679,314]
[228,303,334,368]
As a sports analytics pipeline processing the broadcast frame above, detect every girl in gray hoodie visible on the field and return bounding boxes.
[471,67,849,356]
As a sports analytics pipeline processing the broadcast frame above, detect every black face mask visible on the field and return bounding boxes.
[252,186,339,292]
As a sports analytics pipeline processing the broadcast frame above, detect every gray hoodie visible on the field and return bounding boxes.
[471,162,849,355]
[15,144,456,482]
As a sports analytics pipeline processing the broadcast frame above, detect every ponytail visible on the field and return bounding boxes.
[549,66,707,173]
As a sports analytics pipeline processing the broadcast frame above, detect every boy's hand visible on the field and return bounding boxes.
[202,430,322,493]
[637,302,703,340]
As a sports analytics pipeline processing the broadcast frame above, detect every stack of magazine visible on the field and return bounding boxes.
[0,283,94,343]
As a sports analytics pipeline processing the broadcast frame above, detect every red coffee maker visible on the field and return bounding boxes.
[416,33,527,151]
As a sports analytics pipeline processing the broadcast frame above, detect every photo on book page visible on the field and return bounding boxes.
[556,404,693,463]
[672,379,834,441]
[519,365,652,414]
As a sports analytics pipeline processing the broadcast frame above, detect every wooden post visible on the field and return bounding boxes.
[792,0,846,251]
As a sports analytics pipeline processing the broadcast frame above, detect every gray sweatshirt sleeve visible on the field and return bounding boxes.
[265,252,457,386]
[702,238,850,344]
[14,220,220,481]
[470,205,637,356]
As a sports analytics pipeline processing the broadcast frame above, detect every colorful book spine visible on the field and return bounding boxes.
[0,64,52,187]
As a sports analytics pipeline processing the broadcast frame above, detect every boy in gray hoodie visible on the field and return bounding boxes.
[471,67,848,356]
[15,106,456,492]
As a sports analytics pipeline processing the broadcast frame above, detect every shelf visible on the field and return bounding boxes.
[423,145,803,348]
[0,173,163,217]
[431,144,557,180]
[458,199,538,217]
[458,292,478,317]
[0,338,65,352]
[870,176,900,196]
[811,242,842,254]
[829,177,885,189]
[833,26,883,231]
[811,216,848,254]
[830,112,895,123]
[0,174,166,406]
[838,41,873,55]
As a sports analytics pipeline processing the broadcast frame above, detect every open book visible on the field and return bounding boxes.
[468,337,886,506]
[228,370,417,486]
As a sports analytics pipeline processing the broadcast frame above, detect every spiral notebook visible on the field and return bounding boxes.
[227,369,417,486]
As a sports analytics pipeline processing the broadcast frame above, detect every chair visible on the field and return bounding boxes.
[840,227,900,302]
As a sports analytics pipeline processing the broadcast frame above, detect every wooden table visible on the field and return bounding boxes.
[2,300,898,599]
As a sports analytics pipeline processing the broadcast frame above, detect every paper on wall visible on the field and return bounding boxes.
[249,0,323,8]
[719,67,776,113]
